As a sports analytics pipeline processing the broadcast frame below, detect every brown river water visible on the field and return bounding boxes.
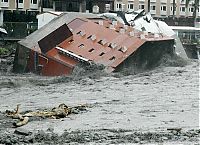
[0,55,199,144]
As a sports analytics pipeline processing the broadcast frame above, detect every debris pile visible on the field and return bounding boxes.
[5,103,88,127]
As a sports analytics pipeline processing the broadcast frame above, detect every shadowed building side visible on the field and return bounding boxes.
[53,0,114,13]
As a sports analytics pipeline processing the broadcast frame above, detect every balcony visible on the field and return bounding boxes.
[160,11,167,16]
[161,0,167,3]
[150,10,156,15]
[18,3,24,9]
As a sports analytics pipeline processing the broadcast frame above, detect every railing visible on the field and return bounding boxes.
[2,22,38,40]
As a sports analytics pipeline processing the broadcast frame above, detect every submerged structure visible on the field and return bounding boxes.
[171,26,200,59]
[14,12,175,76]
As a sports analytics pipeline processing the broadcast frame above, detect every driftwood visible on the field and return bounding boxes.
[5,103,88,127]
[13,117,29,127]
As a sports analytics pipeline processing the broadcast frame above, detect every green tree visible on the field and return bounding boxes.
[185,0,199,18]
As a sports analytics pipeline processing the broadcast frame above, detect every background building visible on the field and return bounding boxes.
[0,0,39,25]
[114,0,200,18]
[53,0,114,13]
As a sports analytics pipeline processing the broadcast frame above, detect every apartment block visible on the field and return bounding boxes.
[0,0,54,25]
[114,0,200,18]
[0,0,41,11]
[53,0,114,13]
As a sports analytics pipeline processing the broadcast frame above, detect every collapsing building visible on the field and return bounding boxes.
[14,13,175,76]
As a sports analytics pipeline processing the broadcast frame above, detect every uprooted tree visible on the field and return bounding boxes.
[6,103,88,127]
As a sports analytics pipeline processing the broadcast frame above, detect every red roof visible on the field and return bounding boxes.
[39,18,174,73]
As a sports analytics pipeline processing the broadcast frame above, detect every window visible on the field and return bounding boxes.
[151,5,156,10]
[87,35,96,41]
[98,39,107,46]
[2,0,8,2]
[109,56,116,61]
[88,48,94,52]
[55,1,62,11]
[78,44,84,49]
[171,6,176,11]
[128,3,134,10]
[19,0,23,3]
[31,0,37,4]
[190,7,194,12]
[161,6,166,11]
[117,3,122,9]
[99,52,105,56]
[43,0,53,8]
[163,6,166,11]
[181,7,185,12]
[130,4,134,9]
[139,4,144,9]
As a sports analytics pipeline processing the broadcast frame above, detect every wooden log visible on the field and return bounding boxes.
[13,117,29,127]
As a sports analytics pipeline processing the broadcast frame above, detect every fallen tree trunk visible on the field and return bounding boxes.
[5,103,88,127]
[13,117,29,127]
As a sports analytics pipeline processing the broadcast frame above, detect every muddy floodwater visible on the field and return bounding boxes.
[0,57,199,144]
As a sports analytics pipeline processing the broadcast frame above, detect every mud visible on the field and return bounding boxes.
[0,52,199,144]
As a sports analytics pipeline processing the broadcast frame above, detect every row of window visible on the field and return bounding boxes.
[117,3,144,10]
[116,3,199,13]
[1,0,37,4]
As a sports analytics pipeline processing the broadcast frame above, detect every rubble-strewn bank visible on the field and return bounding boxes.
[0,47,199,144]
[0,127,199,144]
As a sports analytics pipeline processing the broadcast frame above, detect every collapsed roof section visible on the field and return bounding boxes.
[100,10,175,37]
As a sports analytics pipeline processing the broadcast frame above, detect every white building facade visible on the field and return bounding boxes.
[114,0,200,18]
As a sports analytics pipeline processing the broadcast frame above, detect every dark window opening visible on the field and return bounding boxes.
[99,52,105,56]
[119,4,122,9]
[68,3,73,11]
[87,35,92,39]
[118,48,123,52]
[19,0,23,3]
[108,43,117,49]
[42,0,53,8]
[129,4,134,9]
[33,0,37,4]
[151,6,156,10]
[118,46,127,53]
[77,31,85,37]
[77,31,81,35]
[98,40,106,45]
[55,1,62,11]
[163,6,166,11]
[89,48,94,52]
[109,56,115,60]
[69,39,74,43]
[98,40,103,44]
[98,39,107,45]
[78,44,84,48]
